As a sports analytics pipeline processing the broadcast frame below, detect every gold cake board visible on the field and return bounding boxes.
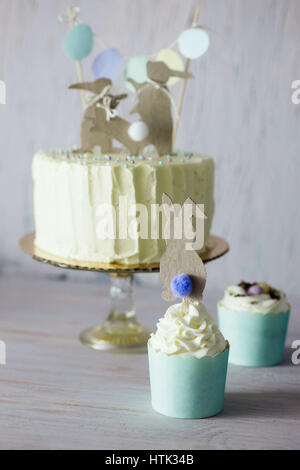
[19,232,229,272]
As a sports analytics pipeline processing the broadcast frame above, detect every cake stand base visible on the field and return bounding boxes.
[79,324,151,353]
[79,326,151,352]
[79,274,151,353]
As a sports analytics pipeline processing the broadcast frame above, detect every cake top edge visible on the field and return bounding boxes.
[34,147,214,166]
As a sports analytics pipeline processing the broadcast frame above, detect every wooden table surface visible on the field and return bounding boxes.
[0,276,299,450]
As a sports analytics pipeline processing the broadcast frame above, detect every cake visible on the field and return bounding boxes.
[32,44,216,267]
[218,282,290,367]
[32,148,215,266]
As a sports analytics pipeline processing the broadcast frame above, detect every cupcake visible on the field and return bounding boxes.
[148,298,229,419]
[148,194,229,419]
[218,281,290,367]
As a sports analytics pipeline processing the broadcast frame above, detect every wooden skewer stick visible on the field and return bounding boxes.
[67,5,86,107]
[172,7,200,148]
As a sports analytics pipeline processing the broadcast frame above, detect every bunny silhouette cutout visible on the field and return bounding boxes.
[128,61,194,155]
[69,78,140,154]
[160,193,207,302]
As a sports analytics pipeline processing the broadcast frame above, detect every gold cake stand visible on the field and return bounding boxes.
[19,232,229,353]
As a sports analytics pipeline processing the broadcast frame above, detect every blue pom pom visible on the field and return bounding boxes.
[171,273,193,298]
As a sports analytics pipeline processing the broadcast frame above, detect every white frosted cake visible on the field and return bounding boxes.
[32,148,215,266]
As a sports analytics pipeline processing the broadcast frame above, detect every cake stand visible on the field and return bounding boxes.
[19,232,229,353]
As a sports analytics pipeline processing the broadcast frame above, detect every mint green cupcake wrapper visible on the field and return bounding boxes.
[148,345,229,419]
[218,305,290,367]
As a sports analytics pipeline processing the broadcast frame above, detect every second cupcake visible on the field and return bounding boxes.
[218,281,290,367]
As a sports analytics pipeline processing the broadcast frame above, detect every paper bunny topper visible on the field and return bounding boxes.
[69,78,141,154]
[69,61,194,155]
[129,61,194,155]
[147,61,194,85]
[160,193,207,302]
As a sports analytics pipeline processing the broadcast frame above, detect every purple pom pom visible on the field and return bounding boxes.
[171,273,193,298]
[247,284,264,296]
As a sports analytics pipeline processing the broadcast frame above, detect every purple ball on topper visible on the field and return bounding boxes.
[247,284,264,296]
[92,48,123,81]
[171,273,193,298]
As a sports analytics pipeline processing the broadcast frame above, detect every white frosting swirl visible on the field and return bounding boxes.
[148,299,227,359]
[218,284,289,314]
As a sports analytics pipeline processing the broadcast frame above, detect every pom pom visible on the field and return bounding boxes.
[171,273,193,298]
[247,285,264,296]
[128,121,149,141]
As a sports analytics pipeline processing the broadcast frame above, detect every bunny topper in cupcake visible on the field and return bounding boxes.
[160,193,207,302]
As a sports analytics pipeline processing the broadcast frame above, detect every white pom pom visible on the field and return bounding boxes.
[128,121,149,142]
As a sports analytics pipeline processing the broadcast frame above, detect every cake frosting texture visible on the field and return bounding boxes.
[148,299,226,358]
[32,149,215,265]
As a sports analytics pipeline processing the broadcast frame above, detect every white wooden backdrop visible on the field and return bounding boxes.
[0,0,299,295]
